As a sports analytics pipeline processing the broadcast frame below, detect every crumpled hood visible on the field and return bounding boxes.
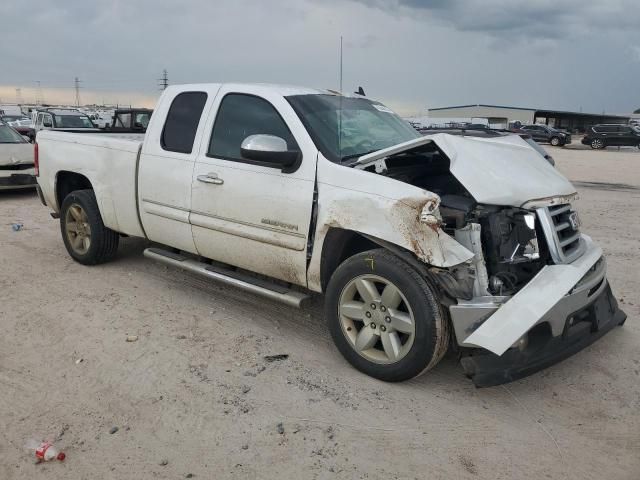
[357,133,576,208]
[0,143,33,166]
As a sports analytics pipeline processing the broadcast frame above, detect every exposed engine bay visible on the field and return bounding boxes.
[359,145,549,297]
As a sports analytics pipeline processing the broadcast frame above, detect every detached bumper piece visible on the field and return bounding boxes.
[460,283,626,387]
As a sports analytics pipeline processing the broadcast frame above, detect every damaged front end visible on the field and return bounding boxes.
[353,134,626,386]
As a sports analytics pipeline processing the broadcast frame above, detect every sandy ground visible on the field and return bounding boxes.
[1,146,639,480]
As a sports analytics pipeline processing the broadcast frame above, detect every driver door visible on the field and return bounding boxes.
[190,89,317,287]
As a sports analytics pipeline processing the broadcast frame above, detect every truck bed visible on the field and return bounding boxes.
[36,130,146,238]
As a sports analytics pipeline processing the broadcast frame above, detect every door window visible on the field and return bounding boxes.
[161,92,208,154]
[208,94,297,161]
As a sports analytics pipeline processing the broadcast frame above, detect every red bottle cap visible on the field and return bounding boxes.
[57,452,66,461]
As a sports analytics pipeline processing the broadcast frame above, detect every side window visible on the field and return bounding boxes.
[208,94,297,161]
[619,127,632,134]
[161,92,208,154]
[36,113,44,126]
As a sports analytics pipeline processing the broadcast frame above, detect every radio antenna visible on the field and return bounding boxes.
[338,36,343,159]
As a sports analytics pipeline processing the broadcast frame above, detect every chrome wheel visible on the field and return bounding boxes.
[550,137,560,146]
[591,139,604,149]
[338,274,415,364]
[64,203,91,255]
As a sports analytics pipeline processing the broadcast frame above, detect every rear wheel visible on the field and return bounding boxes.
[325,249,449,382]
[60,189,119,265]
[591,138,605,149]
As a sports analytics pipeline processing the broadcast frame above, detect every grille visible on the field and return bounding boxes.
[537,204,585,264]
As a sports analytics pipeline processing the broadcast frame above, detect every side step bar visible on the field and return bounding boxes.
[143,248,310,308]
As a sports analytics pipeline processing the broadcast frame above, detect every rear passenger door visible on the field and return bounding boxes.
[190,87,318,287]
[138,87,219,254]
[618,126,637,146]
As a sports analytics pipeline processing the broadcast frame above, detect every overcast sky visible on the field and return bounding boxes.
[1,0,638,115]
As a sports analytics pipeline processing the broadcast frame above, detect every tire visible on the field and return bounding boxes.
[550,136,561,146]
[60,189,119,265]
[591,138,605,149]
[325,249,449,382]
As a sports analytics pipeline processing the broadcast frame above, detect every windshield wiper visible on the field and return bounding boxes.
[340,149,378,162]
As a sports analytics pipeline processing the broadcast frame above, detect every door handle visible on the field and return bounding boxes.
[197,173,224,185]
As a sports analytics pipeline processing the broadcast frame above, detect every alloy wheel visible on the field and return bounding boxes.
[338,274,416,364]
[65,203,92,255]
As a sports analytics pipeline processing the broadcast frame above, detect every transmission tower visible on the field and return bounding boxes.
[15,88,23,104]
[35,81,44,105]
[74,77,82,107]
[158,69,169,90]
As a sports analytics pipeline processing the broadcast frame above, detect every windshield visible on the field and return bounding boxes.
[0,124,26,143]
[287,94,420,162]
[54,115,95,128]
[2,115,27,123]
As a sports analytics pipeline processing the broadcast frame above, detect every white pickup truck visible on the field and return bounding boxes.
[35,83,625,386]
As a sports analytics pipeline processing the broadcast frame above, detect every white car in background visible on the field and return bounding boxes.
[0,121,35,190]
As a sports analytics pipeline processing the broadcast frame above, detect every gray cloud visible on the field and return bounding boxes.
[0,0,638,114]
[353,0,640,40]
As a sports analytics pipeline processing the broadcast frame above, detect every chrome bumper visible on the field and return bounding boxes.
[449,235,607,354]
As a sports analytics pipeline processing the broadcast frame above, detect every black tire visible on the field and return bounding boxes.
[325,249,449,382]
[60,189,119,265]
[591,138,605,149]
[550,136,561,146]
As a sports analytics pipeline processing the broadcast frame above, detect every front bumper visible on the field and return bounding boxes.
[460,282,625,387]
[448,235,626,385]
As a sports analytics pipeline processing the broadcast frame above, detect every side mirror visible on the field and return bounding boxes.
[240,134,300,170]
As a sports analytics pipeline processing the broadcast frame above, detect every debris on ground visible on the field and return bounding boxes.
[276,422,285,434]
[241,444,249,450]
[159,459,168,466]
[241,386,251,394]
[109,426,119,434]
[126,335,138,342]
[264,354,289,362]
[75,358,83,364]
[11,223,23,231]
[27,440,66,462]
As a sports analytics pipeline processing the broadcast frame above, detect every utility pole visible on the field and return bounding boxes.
[74,77,82,107]
[158,69,169,90]
[15,88,23,104]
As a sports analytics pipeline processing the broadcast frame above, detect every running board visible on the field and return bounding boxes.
[143,248,310,308]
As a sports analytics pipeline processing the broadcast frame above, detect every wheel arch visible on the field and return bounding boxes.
[55,171,94,211]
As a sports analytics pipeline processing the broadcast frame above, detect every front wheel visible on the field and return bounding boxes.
[325,249,449,382]
[60,189,119,265]
[591,138,605,149]
[550,136,561,146]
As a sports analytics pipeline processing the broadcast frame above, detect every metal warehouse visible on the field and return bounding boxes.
[428,104,631,133]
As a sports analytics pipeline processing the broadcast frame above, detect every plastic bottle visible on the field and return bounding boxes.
[26,440,66,462]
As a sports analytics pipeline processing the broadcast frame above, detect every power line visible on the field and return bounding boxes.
[74,77,82,106]
[158,69,169,91]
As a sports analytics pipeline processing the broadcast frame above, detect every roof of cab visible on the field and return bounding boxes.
[168,83,335,97]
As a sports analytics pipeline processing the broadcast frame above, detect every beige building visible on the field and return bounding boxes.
[427,104,631,132]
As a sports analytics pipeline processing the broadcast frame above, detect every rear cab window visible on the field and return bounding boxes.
[161,92,208,154]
